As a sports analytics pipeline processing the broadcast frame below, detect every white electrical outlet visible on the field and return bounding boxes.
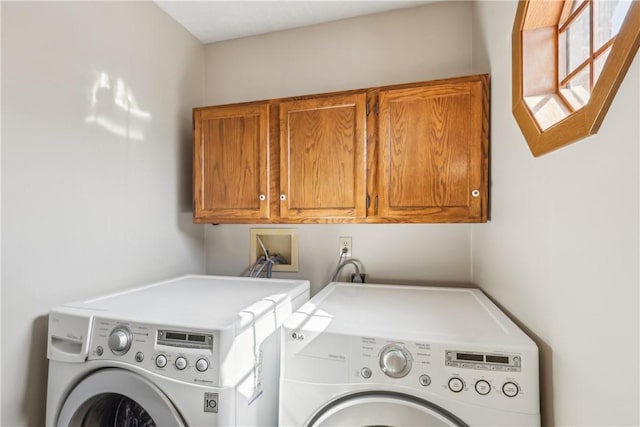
[339,236,352,258]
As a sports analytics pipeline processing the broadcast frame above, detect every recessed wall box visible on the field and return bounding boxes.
[250,228,299,272]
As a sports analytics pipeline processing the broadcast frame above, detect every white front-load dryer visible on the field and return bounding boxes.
[46,275,310,426]
[279,282,540,427]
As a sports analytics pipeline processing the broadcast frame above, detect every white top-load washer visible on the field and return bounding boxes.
[46,274,309,426]
[279,282,540,427]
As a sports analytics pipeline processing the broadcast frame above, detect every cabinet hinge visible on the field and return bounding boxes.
[375,102,379,116]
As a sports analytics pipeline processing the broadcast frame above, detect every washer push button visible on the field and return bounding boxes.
[155,354,167,368]
[175,356,187,370]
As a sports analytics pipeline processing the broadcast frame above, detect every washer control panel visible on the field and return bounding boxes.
[88,317,218,385]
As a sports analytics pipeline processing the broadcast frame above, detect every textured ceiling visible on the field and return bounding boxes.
[154,1,432,44]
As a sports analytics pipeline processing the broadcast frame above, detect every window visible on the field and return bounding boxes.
[512,0,640,156]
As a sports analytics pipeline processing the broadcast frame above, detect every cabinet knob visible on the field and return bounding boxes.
[471,189,480,198]
[259,194,266,201]
[280,194,287,201]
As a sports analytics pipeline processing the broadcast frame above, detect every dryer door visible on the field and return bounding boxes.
[306,391,468,427]
[56,368,186,427]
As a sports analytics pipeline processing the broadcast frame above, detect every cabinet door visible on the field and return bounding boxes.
[193,102,270,222]
[279,93,367,222]
[377,79,488,222]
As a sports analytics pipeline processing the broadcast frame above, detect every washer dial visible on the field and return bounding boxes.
[108,325,132,356]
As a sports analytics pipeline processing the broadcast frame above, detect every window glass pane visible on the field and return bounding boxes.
[595,0,632,49]
[561,66,591,109]
[524,94,571,131]
[559,31,569,81]
[560,0,586,26]
[571,0,587,14]
[594,46,612,84]
[564,6,591,75]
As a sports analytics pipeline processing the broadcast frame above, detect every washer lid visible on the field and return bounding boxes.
[288,282,534,346]
[306,391,467,427]
[62,275,310,329]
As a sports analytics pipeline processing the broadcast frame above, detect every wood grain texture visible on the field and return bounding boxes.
[279,93,367,220]
[193,74,489,223]
[193,102,269,222]
[377,76,488,221]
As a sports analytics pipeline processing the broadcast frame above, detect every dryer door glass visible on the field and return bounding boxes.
[56,369,185,427]
[307,392,467,427]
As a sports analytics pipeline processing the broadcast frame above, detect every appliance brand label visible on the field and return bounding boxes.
[204,392,218,413]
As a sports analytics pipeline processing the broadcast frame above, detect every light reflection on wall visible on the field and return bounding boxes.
[85,72,151,141]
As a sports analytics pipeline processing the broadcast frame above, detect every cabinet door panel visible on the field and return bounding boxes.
[378,80,487,221]
[280,94,366,221]
[193,103,269,222]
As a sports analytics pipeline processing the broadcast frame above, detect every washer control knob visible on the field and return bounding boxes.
[196,358,209,372]
[502,381,519,397]
[175,356,187,370]
[108,326,132,355]
[361,367,372,379]
[379,345,412,378]
[155,354,167,368]
[448,377,465,393]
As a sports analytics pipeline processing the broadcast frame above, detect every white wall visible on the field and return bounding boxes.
[1,2,205,425]
[472,2,639,426]
[203,2,475,295]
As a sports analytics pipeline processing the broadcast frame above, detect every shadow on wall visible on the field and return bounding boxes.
[22,315,49,426]
[483,293,555,427]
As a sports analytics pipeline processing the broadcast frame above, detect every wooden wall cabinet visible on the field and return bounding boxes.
[193,74,489,224]
[374,77,488,222]
[279,93,367,222]
[193,102,270,223]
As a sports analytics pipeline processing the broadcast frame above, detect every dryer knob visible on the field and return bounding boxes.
[108,326,132,355]
[379,345,412,378]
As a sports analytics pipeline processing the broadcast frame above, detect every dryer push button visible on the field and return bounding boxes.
[475,379,491,395]
[419,374,431,387]
[361,367,372,379]
[448,377,465,393]
[502,381,519,397]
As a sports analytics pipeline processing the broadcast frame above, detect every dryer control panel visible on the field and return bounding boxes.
[88,317,220,386]
[347,335,538,414]
[281,326,539,416]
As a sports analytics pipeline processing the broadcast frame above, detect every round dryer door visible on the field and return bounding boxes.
[56,368,186,427]
[306,391,468,427]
